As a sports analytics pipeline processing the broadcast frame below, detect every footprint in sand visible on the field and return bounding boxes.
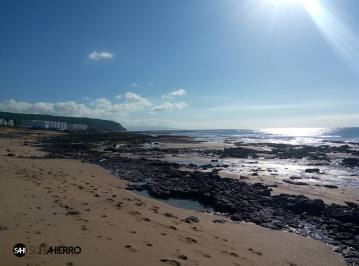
[124,244,138,252]
[177,254,188,260]
[222,250,239,257]
[160,258,181,266]
[144,242,153,247]
[129,210,141,216]
[168,225,177,231]
[163,212,177,218]
[248,248,262,256]
[191,226,202,232]
[185,237,198,244]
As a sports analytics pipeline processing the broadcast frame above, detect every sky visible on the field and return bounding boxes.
[0,0,358,130]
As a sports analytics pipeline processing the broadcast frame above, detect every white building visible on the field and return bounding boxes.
[67,123,88,131]
[22,120,46,129]
[44,121,67,130]
[22,120,87,131]
[7,120,15,127]
[0,119,7,126]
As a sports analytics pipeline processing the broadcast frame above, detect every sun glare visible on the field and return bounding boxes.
[266,0,321,12]
[265,0,359,71]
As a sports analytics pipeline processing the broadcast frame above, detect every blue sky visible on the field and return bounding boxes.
[0,0,358,130]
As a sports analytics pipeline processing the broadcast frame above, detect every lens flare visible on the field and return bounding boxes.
[264,0,359,71]
[299,0,359,71]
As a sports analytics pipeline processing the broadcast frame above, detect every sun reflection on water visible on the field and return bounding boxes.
[261,128,328,137]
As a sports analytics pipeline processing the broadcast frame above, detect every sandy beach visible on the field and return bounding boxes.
[0,128,348,266]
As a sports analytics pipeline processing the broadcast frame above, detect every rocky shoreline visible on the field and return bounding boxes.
[41,132,359,265]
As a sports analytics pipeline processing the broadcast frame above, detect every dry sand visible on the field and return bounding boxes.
[0,128,346,266]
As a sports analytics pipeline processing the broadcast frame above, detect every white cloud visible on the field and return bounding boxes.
[115,94,122,100]
[162,89,186,99]
[130,83,139,87]
[0,92,153,122]
[152,102,187,112]
[122,92,153,111]
[87,51,114,61]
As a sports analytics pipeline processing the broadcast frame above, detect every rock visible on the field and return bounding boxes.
[326,204,359,223]
[323,184,338,189]
[213,219,226,224]
[126,183,144,191]
[230,213,243,221]
[273,194,326,215]
[201,164,213,169]
[182,216,200,223]
[305,168,321,173]
[283,180,309,186]
[289,176,302,180]
[341,158,359,167]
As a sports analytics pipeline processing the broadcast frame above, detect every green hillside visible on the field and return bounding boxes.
[0,111,126,132]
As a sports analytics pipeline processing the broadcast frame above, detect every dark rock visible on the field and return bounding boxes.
[213,219,226,224]
[283,180,309,186]
[201,164,213,170]
[323,184,338,189]
[273,194,326,215]
[305,168,321,174]
[182,216,200,223]
[341,158,359,167]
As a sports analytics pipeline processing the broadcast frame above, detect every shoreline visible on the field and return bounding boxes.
[0,128,355,265]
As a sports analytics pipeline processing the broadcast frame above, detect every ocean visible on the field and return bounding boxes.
[150,128,359,188]
[162,127,359,145]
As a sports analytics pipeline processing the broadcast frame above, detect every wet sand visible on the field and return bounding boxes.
[0,128,347,266]
[155,152,358,206]
[220,170,359,205]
